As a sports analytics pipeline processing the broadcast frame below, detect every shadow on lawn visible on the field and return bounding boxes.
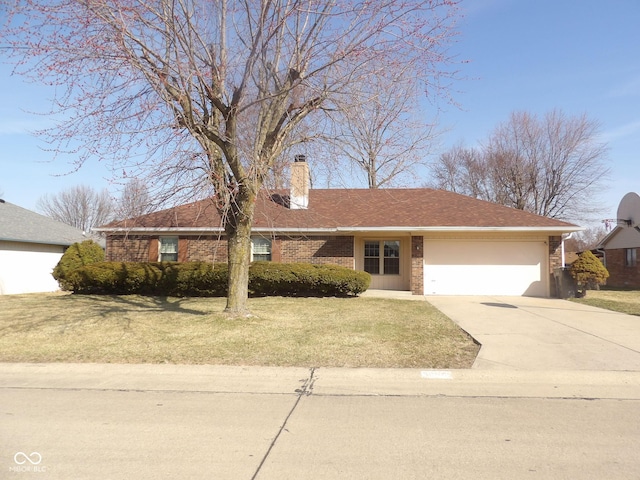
[0,294,212,335]
[74,294,210,315]
[63,294,214,320]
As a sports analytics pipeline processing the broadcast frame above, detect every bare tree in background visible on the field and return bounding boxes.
[2,0,461,314]
[430,143,490,198]
[114,178,155,220]
[430,110,609,221]
[318,66,440,188]
[37,185,115,232]
[564,225,608,252]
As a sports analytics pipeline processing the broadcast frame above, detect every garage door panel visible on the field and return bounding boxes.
[424,240,547,296]
[0,246,63,294]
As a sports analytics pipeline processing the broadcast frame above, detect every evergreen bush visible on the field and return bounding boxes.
[248,262,370,296]
[64,261,370,297]
[64,262,162,294]
[161,262,228,297]
[52,240,105,290]
[569,250,609,297]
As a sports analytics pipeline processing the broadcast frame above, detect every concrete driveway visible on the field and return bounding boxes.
[426,296,640,371]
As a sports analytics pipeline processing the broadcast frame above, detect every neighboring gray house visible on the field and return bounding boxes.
[0,200,87,294]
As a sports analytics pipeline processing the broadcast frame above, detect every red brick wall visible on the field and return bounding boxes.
[186,236,229,263]
[278,236,354,267]
[548,236,562,271]
[411,236,424,295]
[106,235,152,262]
[605,248,640,288]
[548,236,563,297]
[106,234,354,267]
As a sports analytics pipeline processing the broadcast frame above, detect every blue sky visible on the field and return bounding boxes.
[1,0,639,226]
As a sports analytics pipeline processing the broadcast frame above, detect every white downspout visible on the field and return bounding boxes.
[561,232,576,267]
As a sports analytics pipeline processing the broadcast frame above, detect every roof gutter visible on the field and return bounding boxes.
[94,225,583,235]
[0,236,85,247]
[336,226,583,233]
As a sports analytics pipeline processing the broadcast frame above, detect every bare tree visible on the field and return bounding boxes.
[564,226,608,252]
[429,143,490,198]
[2,0,460,314]
[37,185,115,232]
[326,67,440,188]
[430,110,609,222]
[114,178,155,221]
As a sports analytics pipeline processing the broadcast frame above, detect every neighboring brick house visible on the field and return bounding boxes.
[95,159,580,297]
[597,192,640,288]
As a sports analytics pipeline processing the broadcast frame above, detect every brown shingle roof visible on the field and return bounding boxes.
[98,188,579,232]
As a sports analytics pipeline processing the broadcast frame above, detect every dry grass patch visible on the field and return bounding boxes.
[0,293,478,368]
[570,289,640,316]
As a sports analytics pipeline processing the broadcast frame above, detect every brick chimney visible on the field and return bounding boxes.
[290,155,309,209]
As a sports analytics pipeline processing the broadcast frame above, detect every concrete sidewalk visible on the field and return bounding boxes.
[427,296,640,370]
[2,362,640,399]
[2,364,640,479]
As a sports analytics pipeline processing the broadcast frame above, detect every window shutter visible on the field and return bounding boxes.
[271,238,281,262]
[148,237,159,262]
[178,238,188,262]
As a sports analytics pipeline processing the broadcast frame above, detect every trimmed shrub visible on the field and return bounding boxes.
[570,250,609,297]
[53,240,105,290]
[161,262,228,297]
[249,262,370,297]
[65,261,370,297]
[64,262,226,296]
[64,262,163,295]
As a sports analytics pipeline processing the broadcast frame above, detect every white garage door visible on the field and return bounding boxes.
[0,242,64,294]
[424,240,548,296]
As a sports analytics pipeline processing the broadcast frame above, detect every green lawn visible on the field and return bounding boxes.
[0,293,479,368]
[569,289,640,316]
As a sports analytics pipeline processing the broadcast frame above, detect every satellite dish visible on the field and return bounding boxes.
[617,192,640,229]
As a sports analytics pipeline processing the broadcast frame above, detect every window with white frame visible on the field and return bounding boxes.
[364,240,400,275]
[625,248,637,267]
[252,237,272,261]
[159,236,179,262]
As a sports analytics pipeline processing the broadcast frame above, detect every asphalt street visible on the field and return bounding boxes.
[2,364,640,479]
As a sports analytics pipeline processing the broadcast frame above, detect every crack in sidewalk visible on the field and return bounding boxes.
[250,367,315,480]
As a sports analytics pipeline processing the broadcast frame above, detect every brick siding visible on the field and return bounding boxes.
[186,236,229,263]
[548,235,563,297]
[411,236,424,295]
[106,235,152,262]
[106,234,354,267]
[605,248,640,288]
[278,235,354,267]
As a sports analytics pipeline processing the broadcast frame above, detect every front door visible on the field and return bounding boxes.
[362,239,408,290]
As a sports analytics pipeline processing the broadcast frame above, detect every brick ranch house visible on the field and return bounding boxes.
[596,192,640,288]
[95,159,581,297]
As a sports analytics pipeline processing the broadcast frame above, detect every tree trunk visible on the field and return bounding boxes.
[224,189,256,315]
